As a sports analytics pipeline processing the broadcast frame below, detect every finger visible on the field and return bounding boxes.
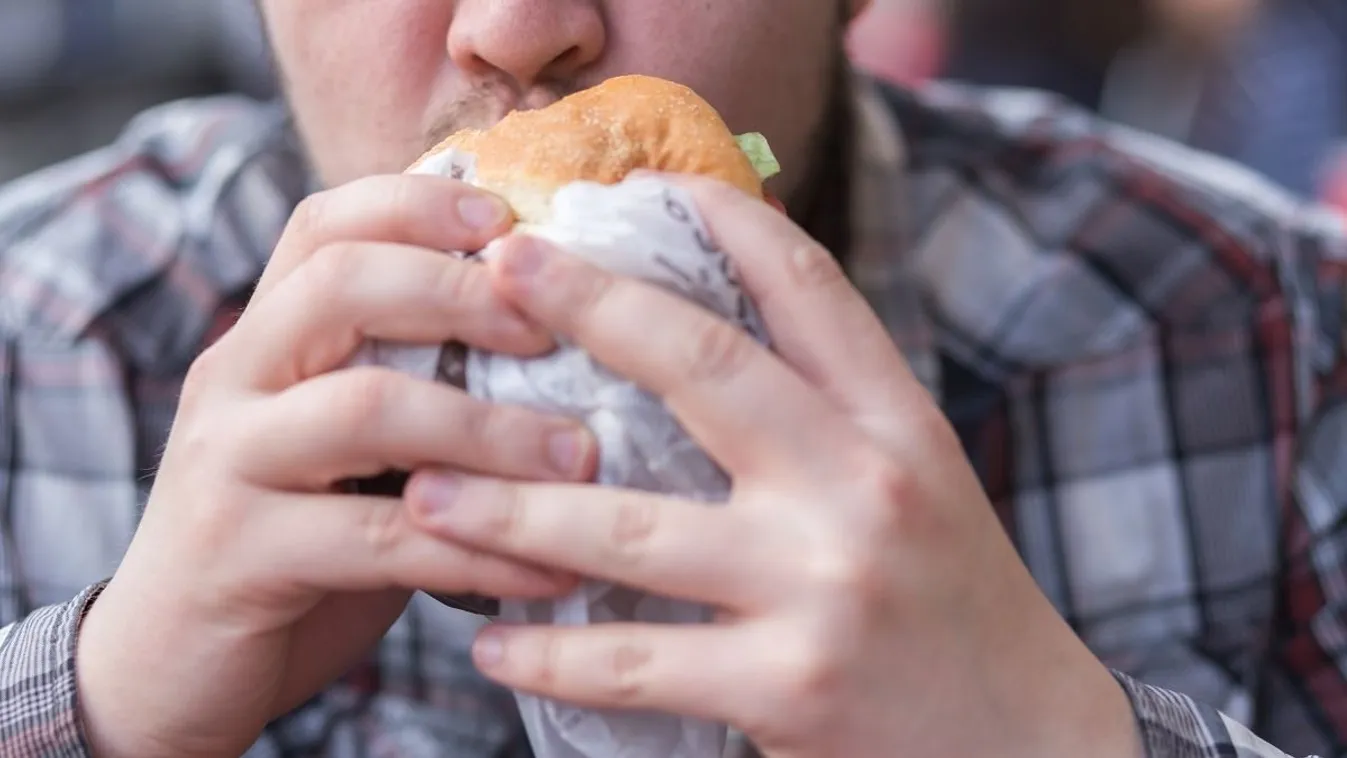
[471,623,757,723]
[404,473,786,611]
[672,174,924,419]
[259,491,578,599]
[231,242,550,390]
[236,367,596,488]
[253,174,514,303]
[488,235,857,476]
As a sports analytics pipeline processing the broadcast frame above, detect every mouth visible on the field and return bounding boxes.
[423,82,571,153]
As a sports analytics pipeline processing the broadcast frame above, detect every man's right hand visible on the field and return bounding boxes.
[73,175,594,757]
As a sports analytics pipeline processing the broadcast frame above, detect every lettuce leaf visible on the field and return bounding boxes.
[735,132,781,181]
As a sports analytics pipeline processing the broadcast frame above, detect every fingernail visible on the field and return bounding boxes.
[501,237,547,284]
[412,471,461,515]
[458,194,509,230]
[547,428,588,477]
[474,629,506,668]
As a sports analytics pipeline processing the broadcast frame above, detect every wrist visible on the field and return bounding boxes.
[76,581,155,758]
[76,570,286,758]
[1018,651,1144,758]
[980,583,1143,758]
[1057,664,1145,758]
[75,578,225,758]
[992,605,1143,758]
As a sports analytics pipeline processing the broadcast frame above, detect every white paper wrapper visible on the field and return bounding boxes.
[352,148,769,758]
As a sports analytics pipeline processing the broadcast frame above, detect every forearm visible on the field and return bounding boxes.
[0,582,105,757]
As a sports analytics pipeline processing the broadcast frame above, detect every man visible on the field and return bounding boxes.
[0,1,1344,756]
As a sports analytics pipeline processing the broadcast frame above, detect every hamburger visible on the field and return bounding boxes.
[358,75,781,620]
[362,75,777,758]
[409,74,781,222]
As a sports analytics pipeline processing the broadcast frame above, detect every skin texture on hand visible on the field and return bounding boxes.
[401,176,1145,758]
[75,176,595,758]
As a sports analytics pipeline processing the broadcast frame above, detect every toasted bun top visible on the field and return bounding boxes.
[410,75,761,222]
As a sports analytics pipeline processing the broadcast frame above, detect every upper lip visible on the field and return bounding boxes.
[424,82,568,145]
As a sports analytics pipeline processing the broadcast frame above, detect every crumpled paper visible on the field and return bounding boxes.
[352,148,769,758]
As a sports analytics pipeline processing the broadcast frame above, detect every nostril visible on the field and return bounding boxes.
[550,45,583,73]
[445,6,606,89]
[448,47,496,77]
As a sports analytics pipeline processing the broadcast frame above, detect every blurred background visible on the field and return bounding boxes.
[847,0,1347,209]
[0,0,273,180]
[0,0,1344,210]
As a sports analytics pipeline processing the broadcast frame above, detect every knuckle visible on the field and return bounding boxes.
[305,241,365,294]
[165,424,254,529]
[288,191,332,240]
[203,403,278,484]
[180,342,229,409]
[684,319,753,384]
[168,418,212,463]
[332,367,397,430]
[450,545,494,592]
[849,453,929,546]
[562,265,616,324]
[533,634,560,688]
[772,637,842,719]
[169,414,233,479]
[607,498,659,566]
[431,256,480,307]
[855,454,918,511]
[788,241,848,291]
[468,406,552,472]
[477,482,525,543]
[604,637,654,703]
[452,400,501,452]
[455,544,485,577]
[175,491,249,566]
[806,544,887,607]
[383,174,419,223]
[213,411,257,468]
[907,407,961,455]
[359,503,405,560]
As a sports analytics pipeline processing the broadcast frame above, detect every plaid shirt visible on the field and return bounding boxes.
[2,76,1347,758]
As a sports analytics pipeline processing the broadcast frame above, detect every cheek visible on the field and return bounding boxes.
[264,0,453,184]
[607,3,831,102]
[605,2,838,178]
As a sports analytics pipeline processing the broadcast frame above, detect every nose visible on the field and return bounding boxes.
[448,0,606,88]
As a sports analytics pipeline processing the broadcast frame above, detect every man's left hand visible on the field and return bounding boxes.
[404,177,1143,758]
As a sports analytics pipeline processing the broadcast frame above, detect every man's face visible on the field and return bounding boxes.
[258,0,861,201]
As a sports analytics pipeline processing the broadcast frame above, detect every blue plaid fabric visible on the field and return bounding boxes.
[1,77,1347,756]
